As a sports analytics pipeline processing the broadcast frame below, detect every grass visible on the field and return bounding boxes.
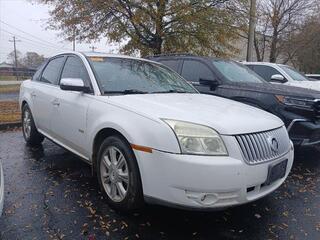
[0,84,21,124]
[0,101,21,123]
[0,84,20,93]
[0,75,29,81]
[0,75,17,81]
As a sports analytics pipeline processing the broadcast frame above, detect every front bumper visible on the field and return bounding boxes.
[0,162,4,216]
[134,141,294,209]
[287,119,320,146]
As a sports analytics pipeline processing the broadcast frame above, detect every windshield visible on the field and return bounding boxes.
[280,65,309,81]
[88,57,197,94]
[212,60,265,83]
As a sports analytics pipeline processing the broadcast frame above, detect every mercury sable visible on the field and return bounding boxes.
[19,52,294,211]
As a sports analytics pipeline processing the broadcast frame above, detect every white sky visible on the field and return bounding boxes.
[0,0,120,63]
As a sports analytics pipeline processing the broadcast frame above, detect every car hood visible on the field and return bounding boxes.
[284,81,320,92]
[102,93,283,135]
[220,82,320,99]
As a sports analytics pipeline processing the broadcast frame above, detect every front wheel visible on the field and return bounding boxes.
[97,136,143,211]
[22,104,44,146]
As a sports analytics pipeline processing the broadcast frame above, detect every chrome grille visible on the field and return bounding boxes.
[235,127,290,164]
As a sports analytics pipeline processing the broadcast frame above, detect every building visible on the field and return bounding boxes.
[0,62,36,78]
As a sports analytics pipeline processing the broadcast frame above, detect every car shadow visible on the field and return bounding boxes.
[16,139,319,239]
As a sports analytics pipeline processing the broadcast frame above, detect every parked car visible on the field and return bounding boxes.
[0,160,4,216]
[306,74,320,81]
[244,62,320,91]
[147,54,320,147]
[20,52,294,211]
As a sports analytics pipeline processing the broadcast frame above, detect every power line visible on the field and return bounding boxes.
[1,30,63,53]
[0,20,67,50]
[1,28,68,51]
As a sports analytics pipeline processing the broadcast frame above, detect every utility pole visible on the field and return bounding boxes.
[90,46,97,52]
[246,0,256,62]
[72,29,76,51]
[9,36,21,80]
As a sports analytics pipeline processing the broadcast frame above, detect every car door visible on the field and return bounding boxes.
[50,55,93,158]
[31,56,65,134]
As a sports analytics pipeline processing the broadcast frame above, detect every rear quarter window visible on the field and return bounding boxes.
[32,62,46,81]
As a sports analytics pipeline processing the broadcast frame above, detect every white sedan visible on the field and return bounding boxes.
[0,160,4,216]
[19,52,294,211]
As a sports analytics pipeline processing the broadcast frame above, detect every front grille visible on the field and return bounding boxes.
[235,127,291,164]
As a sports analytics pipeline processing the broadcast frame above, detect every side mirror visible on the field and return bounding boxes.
[60,78,91,93]
[199,78,220,88]
[270,74,287,83]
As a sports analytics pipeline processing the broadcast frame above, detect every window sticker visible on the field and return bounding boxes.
[89,57,105,62]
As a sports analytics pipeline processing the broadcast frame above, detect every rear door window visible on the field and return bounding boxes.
[40,57,65,85]
[181,60,214,82]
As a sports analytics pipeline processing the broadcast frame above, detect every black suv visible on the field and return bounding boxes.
[147,54,320,147]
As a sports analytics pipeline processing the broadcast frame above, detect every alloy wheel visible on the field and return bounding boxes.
[100,146,129,202]
[23,109,32,139]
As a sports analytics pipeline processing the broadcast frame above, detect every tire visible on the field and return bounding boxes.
[22,104,44,146]
[97,135,144,211]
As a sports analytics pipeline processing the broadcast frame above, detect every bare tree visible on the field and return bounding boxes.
[253,4,270,62]
[7,50,23,67]
[21,52,45,69]
[254,0,315,63]
[288,16,320,72]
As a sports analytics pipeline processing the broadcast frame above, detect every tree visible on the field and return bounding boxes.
[287,16,320,73]
[38,0,243,57]
[7,50,23,67]
[254,0,315,63]
[21,52,46,69]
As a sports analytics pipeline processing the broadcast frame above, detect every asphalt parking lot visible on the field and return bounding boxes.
[0,130,319,240]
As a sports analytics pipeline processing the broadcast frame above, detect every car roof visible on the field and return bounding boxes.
[244,62,289,68]
[306,74,320,76]
[54,51,160,64]
[146,54,223,61]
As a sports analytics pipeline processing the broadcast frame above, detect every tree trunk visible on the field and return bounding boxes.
[153,38,163,55]
[153,0,166,55]
[269,30,278,62]
[254,31,262,61]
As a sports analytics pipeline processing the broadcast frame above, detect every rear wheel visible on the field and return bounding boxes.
[22,104,44,146]
[97,136,143,211]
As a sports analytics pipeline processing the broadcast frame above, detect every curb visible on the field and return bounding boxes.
[0,122,22,131]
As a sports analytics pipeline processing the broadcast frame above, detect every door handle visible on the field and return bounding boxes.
[51,99,60,106]
[31,92,37,98]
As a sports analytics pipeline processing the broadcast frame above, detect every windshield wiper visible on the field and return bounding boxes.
[104,89,148,95]
[151,89,187,94]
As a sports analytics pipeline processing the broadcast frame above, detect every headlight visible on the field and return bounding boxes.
[275,95,314,109]
[163,119,228,156]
